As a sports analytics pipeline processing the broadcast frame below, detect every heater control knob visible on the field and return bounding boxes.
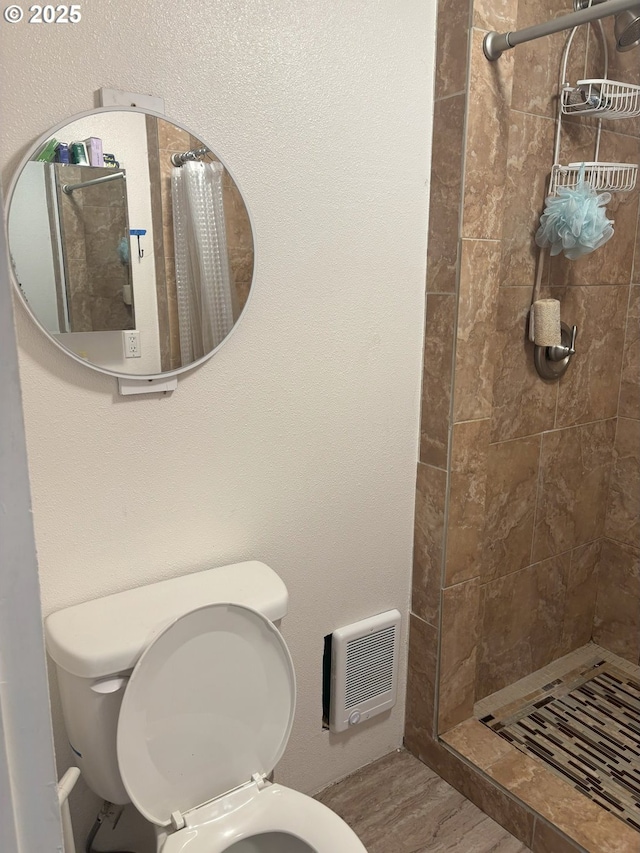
[348,710,361,726]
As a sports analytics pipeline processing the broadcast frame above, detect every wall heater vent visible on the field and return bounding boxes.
[329,609,401,733]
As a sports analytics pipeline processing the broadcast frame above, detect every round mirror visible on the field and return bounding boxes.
[7,108,254,378]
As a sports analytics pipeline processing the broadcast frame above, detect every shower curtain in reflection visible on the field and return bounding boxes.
[171,161,234,365]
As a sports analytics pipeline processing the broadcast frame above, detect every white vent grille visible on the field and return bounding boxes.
[329,610,400,733]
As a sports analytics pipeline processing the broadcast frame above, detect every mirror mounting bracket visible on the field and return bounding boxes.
[99,87,165,114]
[118,376,178,396]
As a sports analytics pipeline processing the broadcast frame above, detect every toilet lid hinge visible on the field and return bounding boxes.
[251,772,269,790]
[170,810,186,830]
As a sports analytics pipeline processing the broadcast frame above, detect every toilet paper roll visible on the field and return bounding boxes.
[530,298,561,347]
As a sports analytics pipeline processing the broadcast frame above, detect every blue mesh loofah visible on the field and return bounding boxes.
[535,167,614,260]
[117,236,130,265]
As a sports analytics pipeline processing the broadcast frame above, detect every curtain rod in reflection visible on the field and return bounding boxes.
[171,147,210,166]
[62,171,125,195]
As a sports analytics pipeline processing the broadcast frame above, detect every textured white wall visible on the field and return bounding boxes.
[1,0,435,840]
[0,190,63,853]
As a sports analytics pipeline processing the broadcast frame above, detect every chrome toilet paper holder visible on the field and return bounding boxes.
[534,321,577,380]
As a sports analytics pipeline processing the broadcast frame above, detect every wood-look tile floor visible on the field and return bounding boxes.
[316,749,532,853]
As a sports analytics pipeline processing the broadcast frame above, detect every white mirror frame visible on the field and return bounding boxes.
[6,106,257,385]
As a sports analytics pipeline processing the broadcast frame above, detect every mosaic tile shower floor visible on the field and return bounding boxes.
[480,659,640,833]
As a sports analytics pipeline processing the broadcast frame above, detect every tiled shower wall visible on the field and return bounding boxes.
[407,0,640,759]
[55,164,134,332]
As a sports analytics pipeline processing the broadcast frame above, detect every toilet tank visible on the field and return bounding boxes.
[45,561,288,805]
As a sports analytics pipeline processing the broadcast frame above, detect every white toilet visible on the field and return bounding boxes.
[45,561,367,852]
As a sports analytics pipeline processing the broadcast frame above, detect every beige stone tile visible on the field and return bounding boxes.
[90,295,133,333]
[223,176,253,249]
[605,418,640,548]
[441,718,515,769]
[477,643,640,719]
[412,520,441,628]
[190,134,209,153]
[532,420,615,562]
[599,15,640,88]
[145,114,158,149]
[66,259,92,333]
[490,288,557,443]
[415,462,446,544]
[560,540,600,655]
[634,212,640,284]
[550,285,629,428]
[412,816,531,852]
[486,750,640,853]
[439,578,480,733]
[434,0,471,100]
[556,120,599,173]
[85,224,125,269]
[157,118,191,152]
[405,614,438,747]
[620,285,640,419]
[454,240,501,422]
[81,203,115,238]
[161,191,174,231]
[416,396,448,621]
[59,197,86,260]
[223,179,254,313]
[87,264,131,316]
[159,152,174,183]
[90,262,128,301]
[531,819,582,853]
[462,29,514,240]
[549,133,640,287]
[593,538,640,663]
[476,555,569,699]
[232,270,253,317]
[318,750,531,853]
[582,20,640,142]
[427,95,465,294]
[165,261,181,370]
[445,420,489,586]
[432,745,535,846]
[163,223,175,259]
[500,111,555,288]
[483,435,540,584]
[473,0,517,33]
[420,294,455,468]
[405,732,535,848]
[511,0,587,120]
[74,166,127,208]
[316,750,446,853]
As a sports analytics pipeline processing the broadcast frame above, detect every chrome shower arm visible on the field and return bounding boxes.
[484,0,640,59]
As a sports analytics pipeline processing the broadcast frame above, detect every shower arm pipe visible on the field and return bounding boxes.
[484,0,639,59]
[62,171,125,195]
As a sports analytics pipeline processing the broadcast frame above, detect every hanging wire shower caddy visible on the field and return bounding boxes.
[549,21,638,196]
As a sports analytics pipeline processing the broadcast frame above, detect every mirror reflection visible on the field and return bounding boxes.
[8,110,254,376]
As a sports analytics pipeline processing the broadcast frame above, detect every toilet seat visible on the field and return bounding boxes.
[117,603,296,828]
[160,781,367,853]
[116,602,366,853]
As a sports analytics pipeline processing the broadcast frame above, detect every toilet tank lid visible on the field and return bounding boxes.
[45,561,289,679]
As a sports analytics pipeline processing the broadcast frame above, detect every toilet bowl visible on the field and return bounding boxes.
[159,782,364,852]
[45,562,367,853]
